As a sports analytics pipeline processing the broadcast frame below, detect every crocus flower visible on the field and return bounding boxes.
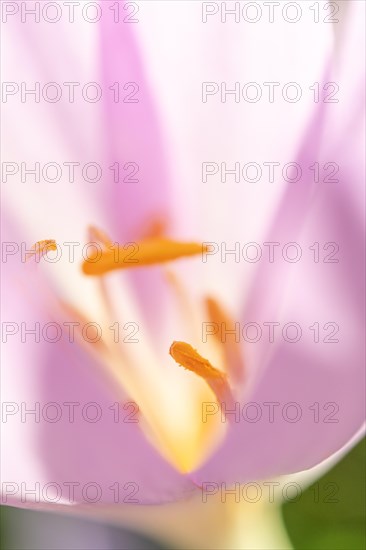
[2,1,364,543]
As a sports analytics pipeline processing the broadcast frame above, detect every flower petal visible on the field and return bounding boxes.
[192,34,365,484]
[1,220,197,507]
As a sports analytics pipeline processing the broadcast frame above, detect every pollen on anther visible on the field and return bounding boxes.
[169,341,235,417]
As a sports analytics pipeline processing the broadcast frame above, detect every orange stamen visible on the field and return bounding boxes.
[82,238,209,276]
[169,341,235,417]
[205,296,245,383]
[87,226,113,248]
[26,240,57,262]
[140,217,168,239]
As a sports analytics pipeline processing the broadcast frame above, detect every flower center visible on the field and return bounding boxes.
[31,230,243,473]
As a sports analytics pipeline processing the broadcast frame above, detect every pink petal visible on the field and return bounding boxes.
[192,54,365,484]
[1,221,196,507]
